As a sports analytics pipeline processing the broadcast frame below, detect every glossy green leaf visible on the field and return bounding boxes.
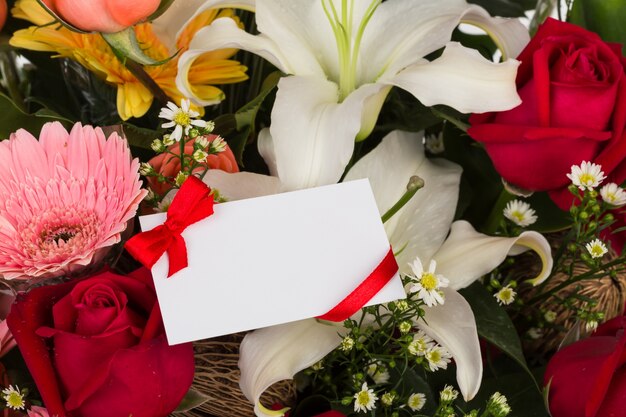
[173,388,210,413]
[460,282,538,389]
[570,0,626,54]
[102,29,176,66]
[0,93,72,139]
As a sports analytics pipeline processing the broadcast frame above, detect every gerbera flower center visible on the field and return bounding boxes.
[420,272,438,291]
[21,207,103,263]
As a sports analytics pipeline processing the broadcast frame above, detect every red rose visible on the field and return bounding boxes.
[544,315,626,417]
[469,18,626,208]
[6,269,194,417]
[147,135,239,196]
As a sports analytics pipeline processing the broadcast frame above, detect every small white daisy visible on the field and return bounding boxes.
[494,285,516,306]
[150,138,164,152]
[407,392,426,411]
[2,385,25,410]
[398,321,412,334]
[567,161,606,191]
[424,133,445,154]
[439,385,459,402]
[600,183,626,206]
[544,310,557,323]
[209,136,228,153]
[503,200,537,227]
[408,330,435,357]
[527,327,543,340]
[407,258,449,307]
[340,336,355,352]
[487,392,511,417]
[395,300,409,311]
[162,134,175,146]
[192,149,209,163]
[425,345,452,372]
[381,392,395,406]
[353,382,378,413]
[175,171,189,186]
[156,191,176,213]
[586,239,608,259]
[366,361,390,385]
[586,320,599,332]
[159,99,208,142]
[139,162,154,176]
[311,360,324,371]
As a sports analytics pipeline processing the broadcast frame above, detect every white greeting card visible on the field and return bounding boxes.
[139,179,406,345]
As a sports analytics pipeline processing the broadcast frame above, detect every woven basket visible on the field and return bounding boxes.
[517,247,626,356]
[173,333,297,417]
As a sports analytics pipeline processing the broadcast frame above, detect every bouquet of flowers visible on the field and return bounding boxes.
[0,0,624,416]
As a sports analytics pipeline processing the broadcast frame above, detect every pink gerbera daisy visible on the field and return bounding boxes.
[0,122,146,280]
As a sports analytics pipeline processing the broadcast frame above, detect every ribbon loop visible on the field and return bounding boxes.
[125,176,214,277]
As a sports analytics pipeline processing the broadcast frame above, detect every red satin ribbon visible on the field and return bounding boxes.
[316,247,398,322]
[125,176,214,277]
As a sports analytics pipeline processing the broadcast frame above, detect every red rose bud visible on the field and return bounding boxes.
[544,316,626,417]
[6,269,194,417]
[469,18,626,209]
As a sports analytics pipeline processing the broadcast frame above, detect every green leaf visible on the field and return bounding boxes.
[102,29,176,66]
[173,388,210,413]
[120,122,160,150]
[148,0,176,21]
[570,0,626,54]
[0,93,72,139]
[225,71,282,165]
[467,0,537,17]
[460,282,538,389]
[526,192,571,233]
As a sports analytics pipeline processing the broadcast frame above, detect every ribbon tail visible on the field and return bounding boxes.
[125,227,171,269]
[167,234,189,277]
[317,247,399,322]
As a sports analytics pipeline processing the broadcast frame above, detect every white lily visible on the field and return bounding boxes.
[176,0,529,190]
[203,131,552,416]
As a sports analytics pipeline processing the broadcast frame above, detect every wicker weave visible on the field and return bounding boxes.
[173,333,297,417]
[517,249,626,356]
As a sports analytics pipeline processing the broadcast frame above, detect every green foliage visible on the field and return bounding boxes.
[173,389,210,413]
[467,0,537,17]
[460,282,536,387]
[0,93,72,139]
[570,0,626,54]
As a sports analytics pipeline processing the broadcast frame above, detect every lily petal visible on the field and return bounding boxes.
[344,130,462,273]
[203,170,283,200]
[433,220,553,290]
[239,319,344,417]
[460,5,530,61]
[387,42,521,114]
[415,288,482,401]
[268,76,389,190]
[177,18,291,105]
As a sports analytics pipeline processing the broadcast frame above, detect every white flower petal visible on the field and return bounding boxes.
[415,288,482,401]
[258,128,278,177]
[344,131,462,273]
[433,220,553,289]
[460,5,530,60]
[239,319,344,417]
[268,76,389,190]
[255,0,330,78]
[203,170,283,201]
[387,42,521,114]
[176,18,291,106]
[156,0,256,52]
[360,0,473,83]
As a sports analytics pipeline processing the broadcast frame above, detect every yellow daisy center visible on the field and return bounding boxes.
[420,272,438,291]
[428,350,441,362]
[590,245,604,257]
[357,391,372,405]
[5,392,25,409]
[579,173,596,185]
[174,111,192,127]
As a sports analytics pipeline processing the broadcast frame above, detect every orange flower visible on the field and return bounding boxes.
[147,135,239,196]
[41,0,160,33]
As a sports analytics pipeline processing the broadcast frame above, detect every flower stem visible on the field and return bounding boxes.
[381,176,424,223]
[482,187,514,234]
[123,60,169,107]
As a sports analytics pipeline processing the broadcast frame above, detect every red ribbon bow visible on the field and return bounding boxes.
[125,176,214,277]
